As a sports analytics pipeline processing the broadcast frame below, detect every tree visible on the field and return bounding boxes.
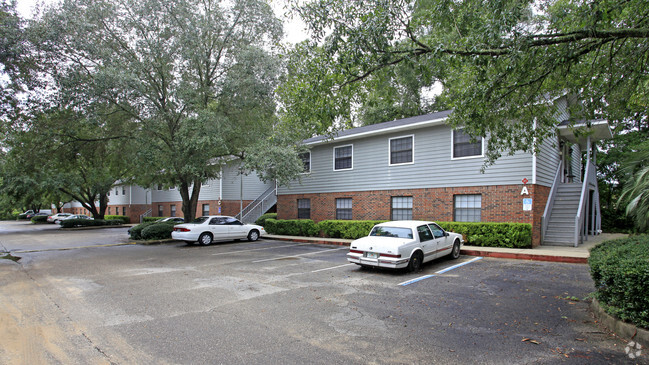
[35,0,284,221]
[280,0,649,163]
[618,140,649,232]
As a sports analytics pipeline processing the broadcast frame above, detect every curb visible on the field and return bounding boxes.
[590,299,649,346]
[460,249,588,264]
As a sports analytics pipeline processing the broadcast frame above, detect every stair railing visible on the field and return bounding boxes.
[541,161,562,241]
[574,160,597,247]
[238,185,277,223]
[139,208,152,223]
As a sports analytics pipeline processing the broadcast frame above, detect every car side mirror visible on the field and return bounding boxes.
[444,232,449,237]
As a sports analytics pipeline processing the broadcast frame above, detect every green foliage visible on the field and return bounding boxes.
[618,140,649,233]
[104,215,130,224]
[0,211,19,220]
[437,222,532,248]
[143,217,166,223]
[59,219,122,228]
[141,222,176,240]
[589,235,649,329]
[30,215,48,224]
[264,219,320,237]
[318,220,388,239]
[255,213,277,227]
[129,222,158,240]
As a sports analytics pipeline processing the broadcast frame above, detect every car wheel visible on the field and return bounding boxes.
[247,230,260,242]
[450,240,461,259]
[198,233,213,246]
[54,220,60,224]
[407,251,423,272]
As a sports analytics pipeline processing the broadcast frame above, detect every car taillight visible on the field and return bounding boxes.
[174,227,190,232]
[380,253,401,258]
[349,249,363,254]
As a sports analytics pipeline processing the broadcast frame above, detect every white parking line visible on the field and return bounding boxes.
[398,257,483,286]
[252,247,348,263]
[310,263,355,273]
[211,242,312,256]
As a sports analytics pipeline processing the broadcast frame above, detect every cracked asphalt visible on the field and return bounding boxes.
[0,221,646,364]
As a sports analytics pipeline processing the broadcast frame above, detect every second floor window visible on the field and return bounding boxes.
[389,136,413,165]
[453,128,483,159]
[334,145,353,170]
[299,152,311,173]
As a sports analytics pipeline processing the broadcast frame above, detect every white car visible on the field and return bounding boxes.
[347,221,463,272]
[171,215,266,245]
[47,213,72,223]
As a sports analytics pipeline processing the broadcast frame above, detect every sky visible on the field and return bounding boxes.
[16,0,310,44]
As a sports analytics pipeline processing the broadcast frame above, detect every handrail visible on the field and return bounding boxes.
[139,208,152,223]
[541,161,563,241]
[574,160,597,247]
[239,185,277,222]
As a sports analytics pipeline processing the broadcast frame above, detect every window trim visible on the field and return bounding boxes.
[388,134,415,166]
[391,196,413,221]
[451,128,484,160]
[335,197,353,220]
[333,144,353,171]
[299,151,311,174]
[453,194,482,222]
[297,198,311,219]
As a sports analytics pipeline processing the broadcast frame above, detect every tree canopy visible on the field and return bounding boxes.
[280,0,649,162]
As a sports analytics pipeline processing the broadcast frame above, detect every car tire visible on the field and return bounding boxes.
[407,251,423,272]
[247,230,260,242]
[450,240,461,259]
[198,233,213,246]
[54,220,60,224]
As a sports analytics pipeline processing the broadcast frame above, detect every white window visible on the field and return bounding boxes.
[297,199,311,219]
[389,135,414,165]
[170,205,177,217]
[391,196,413,220]
[336,198,352,220]
[452,128,483,159]
[202,204,210,216]
[333,145,353,171]
[454,195,482,222]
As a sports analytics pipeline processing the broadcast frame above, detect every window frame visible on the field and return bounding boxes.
[333,144,353,171]
[299,151,311,173]
[202,204,210,216]
[170,205,177,217]
[335,198,353,220]
[391,196,413,221]
[451,128,484,160]
[388,135,415,166]
[297,198,311,219]
[453,194,482,222]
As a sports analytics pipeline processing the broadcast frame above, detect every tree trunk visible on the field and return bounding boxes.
[179,179,202,222]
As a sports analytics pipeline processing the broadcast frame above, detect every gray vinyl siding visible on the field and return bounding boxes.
[571,143,582,183]
[535,134,560,187]
[279,124,534,195]
[107,185,150,205]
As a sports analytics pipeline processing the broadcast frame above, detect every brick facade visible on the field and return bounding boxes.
[151,200,253,219]
[278,184,550,247]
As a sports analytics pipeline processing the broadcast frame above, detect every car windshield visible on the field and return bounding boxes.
[191,217,209,224]
[369,226,413,239]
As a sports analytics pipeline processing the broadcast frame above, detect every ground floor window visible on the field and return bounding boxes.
[297,199,311,219]
[454,194,482,222]
[170,205,177,217]
[122,207,126,216]
[391,196,413,220]
[158,205,163,217]
[202,204,210,216]
[336,198,352,220]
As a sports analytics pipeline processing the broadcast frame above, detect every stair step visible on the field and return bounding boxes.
[542,241,576,247]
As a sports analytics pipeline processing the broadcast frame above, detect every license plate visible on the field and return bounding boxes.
[365,252,379,259]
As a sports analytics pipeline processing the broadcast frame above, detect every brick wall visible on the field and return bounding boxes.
[278,184,549,247]
[150,200,253,219]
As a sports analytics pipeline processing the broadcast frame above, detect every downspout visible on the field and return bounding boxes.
[532,118,537,184]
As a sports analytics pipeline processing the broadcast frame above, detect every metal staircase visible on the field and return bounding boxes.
[237,185,277,223]
[543,183,581,246]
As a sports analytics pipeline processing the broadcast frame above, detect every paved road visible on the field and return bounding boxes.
[0,221,645,364]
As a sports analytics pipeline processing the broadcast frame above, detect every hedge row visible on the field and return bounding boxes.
[104,215,131,224]
[60,219,123,228]
[263,219,532,248]
[589,235,649,329]
[143,217,167,223]
[129,221,181,240]
[31,215,49,224]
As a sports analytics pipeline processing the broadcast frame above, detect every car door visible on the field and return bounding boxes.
[208,217,229,239]
[428,223,450,258]
[224,217,248,239]
[416,225,437,262]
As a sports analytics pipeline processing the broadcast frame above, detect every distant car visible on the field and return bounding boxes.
[171,215,265,245]
[18,210,34,219]
[59,214,93,224]
[159,217,184,223]
[47,213,73,223]
[347,221,464,272]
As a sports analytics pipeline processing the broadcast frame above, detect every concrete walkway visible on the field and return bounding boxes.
[265,232,629,264]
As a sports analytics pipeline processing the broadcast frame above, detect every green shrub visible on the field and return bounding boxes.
[437,222,532,248]
[104,215,130,224]
[318,220,388,239]
[0,211,19,220]
[129,222,158,240]
[31,215,49,224]
[589,235,649,329]
[59,219,122,228]
[255,213,277,227]
[143,217,166,223]
[264,219,320,237]
[141,222,176,240]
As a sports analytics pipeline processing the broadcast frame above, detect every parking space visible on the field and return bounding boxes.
[1,225,644,364]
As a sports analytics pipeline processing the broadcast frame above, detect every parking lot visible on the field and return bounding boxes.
[0,222,644,364]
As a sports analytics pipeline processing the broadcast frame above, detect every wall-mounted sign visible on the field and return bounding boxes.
[523,198,532,211]
[521,186,529,195]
